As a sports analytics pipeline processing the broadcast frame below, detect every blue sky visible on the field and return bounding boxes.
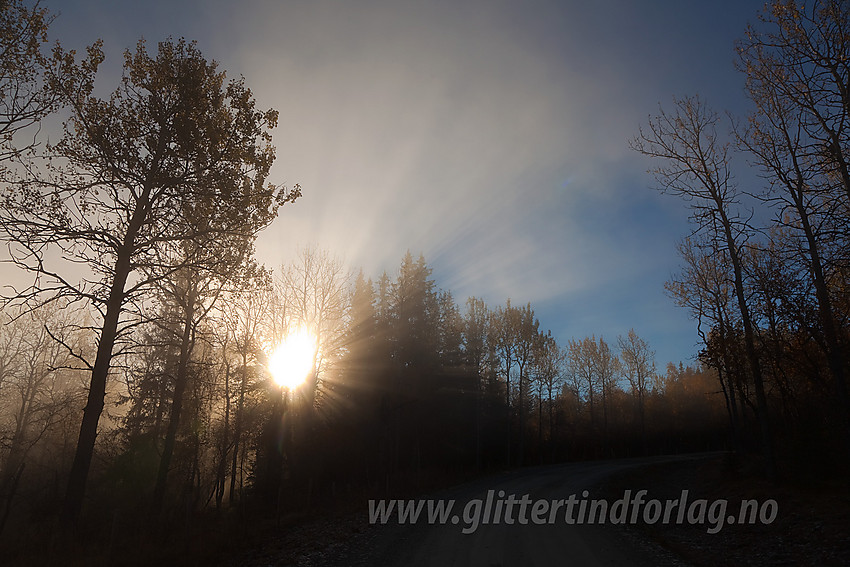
[43,0,769,366]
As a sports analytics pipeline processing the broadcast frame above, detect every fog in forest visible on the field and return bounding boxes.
[1,1,849,565]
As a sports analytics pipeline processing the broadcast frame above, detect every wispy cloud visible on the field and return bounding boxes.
[36,0,766,364]
[239,1,630,298]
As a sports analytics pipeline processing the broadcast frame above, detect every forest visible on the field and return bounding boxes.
[0,0,849,563]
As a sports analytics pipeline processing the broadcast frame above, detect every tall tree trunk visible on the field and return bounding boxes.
[718,310,742,452]
[537,391,543,463]
[504,355,512,467]
[601,376,609,457]
[518,365,525,466]
[60,255,131,525]
[638,387,647,456]
[720,209,775,478]
[548,384,555,462]
[791,187,850,444]
[475,367,482,472]
[152,285,197,515]
[0,462,24,538]
[61,185,151,525]
[215,364,231,510]
[229,353,248,505]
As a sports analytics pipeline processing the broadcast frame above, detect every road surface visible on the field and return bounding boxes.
[327,454,710,567]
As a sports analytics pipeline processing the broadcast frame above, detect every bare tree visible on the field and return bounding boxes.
[0,308,26,395]
[222,270,273,506]
[492,301,518,411]
[566,336,598,427]
[618,329,656,454]
[0,303,85,535]
[666,236,745,450]
[531,330,564,461]
[737,0,850,442]
[633,95,776,477]
[513,302,539,465]
[738,0,850,207]
[276,246,350,413]
[590,336,619,456]
[463,296,490,470]
[491,299,521,464]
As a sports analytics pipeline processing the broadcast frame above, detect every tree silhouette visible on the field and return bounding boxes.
[0,0,70,164]
[737,0,850,446]
[0,37,296,523]
[618,329,656,454]
[633,95,776,477]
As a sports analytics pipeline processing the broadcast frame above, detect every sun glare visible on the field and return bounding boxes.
[267,326,318,390]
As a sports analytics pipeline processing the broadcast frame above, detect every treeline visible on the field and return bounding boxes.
[324,252,725,485]
[633,1,850,475]
[0,246,727,543]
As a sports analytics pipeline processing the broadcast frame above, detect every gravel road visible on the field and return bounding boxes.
[324,454,714,567]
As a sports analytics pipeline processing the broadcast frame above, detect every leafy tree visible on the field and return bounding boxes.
[347,271,377,354]
[335,271,380,411]
[391,251,439,371]
[0,0,69,164]
[0,37,296,523]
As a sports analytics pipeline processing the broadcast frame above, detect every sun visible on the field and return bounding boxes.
[267,326,318,390]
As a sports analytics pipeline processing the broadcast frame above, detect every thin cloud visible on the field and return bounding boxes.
[10,0,767,365]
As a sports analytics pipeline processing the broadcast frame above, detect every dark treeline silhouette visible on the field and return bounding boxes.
[0,0,847,563]
[0,244,728,558]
